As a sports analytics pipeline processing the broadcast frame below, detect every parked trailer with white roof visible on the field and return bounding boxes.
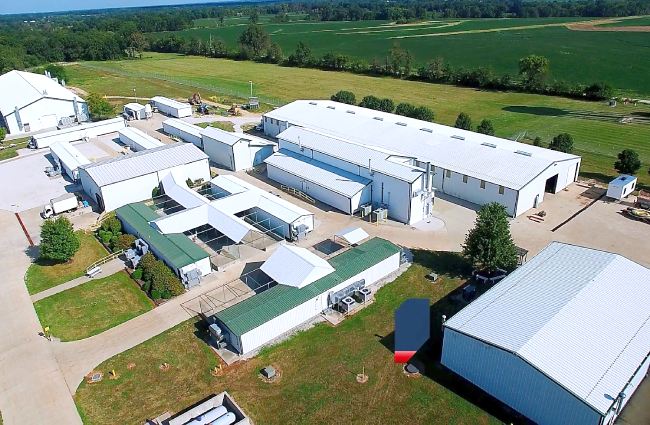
[49,141,90,180]
[118,127,164,152]
[606,175,637,201]
[151,96,193,118]
[30,117,126,149]
[162,118,203,148]
[123,103,151,121]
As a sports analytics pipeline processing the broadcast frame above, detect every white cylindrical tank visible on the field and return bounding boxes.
[211,412,236,425]
[186,406,227,425]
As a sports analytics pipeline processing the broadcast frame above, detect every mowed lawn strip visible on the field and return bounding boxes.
[33,270,154,342]
[25,231,108,295]
[74,251,499,425]
[69,56,650,189]
[196,121,235,132]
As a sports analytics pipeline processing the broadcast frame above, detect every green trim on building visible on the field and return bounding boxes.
[115,202,209,271]
[215,237,401,336]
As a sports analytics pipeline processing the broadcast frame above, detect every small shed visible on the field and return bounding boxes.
[201,126,275,171]
[123,103,151,120]
[151,96,192,118]
[607,175,637,201]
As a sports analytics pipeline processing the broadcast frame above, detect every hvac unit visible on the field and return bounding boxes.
[125,238,149,268]
[462,285,476,302]
[359,204,372,217]
[354,287,372,303]
[372,208,388,222]
[209,324,227,349]
[182,268,202,289]
[329,280,365,305]
[291,224,309,241]
[339,296,357,314]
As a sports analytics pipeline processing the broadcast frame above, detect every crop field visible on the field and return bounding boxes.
[67,54,650,189]
[155,16,650,94]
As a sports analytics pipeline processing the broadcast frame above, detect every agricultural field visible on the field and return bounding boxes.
[155,16,650,94]
[74,251,504,425]
[67,54,650,189]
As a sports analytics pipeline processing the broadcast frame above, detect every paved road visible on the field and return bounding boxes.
[0,210,82,425]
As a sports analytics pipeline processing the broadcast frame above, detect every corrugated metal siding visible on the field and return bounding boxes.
[442,329,602,425]
[118,127,164,151]
[201,126,244,146]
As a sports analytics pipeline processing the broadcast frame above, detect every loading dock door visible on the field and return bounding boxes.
[545,174,559,193]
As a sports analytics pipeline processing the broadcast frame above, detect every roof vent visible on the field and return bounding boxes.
[327,105,335,109]
[396,122,407,126]
[620,176,627,181]
[347,110,355,114]
[481,142,497,148]
[373,117,383,121]
[309,102,317,105]
[451,135,465,140]
[420,128,433,133]
[515,150,532,157]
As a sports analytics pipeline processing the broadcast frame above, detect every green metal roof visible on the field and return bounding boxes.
[215,237,401,336]
[115,202,209,271]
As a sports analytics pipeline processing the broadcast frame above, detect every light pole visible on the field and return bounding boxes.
[133,88,137,104]
[249,81,253,97]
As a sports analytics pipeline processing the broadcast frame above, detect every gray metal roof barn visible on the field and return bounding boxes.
[442,242,650,425]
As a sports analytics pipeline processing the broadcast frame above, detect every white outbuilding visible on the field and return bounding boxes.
[441,242,650,425]
[30,117,126,149]
[201,126,275,171]
[162,118,203,148]
[78,142,210,212]
[123,103,152,121]
[263,100,582,217]
[0,70,88,135]
[118,127,164,152]
[150,96,193,118]
[606,175,637,201]
[49,141,90,180]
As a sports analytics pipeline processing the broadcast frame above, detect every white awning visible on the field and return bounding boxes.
[335,227,369,245]
[261,244,334,289]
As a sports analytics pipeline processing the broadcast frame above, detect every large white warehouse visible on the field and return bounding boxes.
[201,126,275,172]
[442,242,650,425]
[78,142,210,212]
[151,96,193,118]
[263,100,582,217]
[0,70,88,135]
[265,126,431,224]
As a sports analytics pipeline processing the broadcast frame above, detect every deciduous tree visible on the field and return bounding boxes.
[518,55,550,89]
[614,149,642,175]
[237,24,270,59]
[549,133,573,154]
[39,216,80,262]
[86,92,115,121]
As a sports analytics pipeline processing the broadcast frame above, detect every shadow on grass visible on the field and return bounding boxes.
[504,106,650,124]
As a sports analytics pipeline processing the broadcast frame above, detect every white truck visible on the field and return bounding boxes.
[42,193,78,219]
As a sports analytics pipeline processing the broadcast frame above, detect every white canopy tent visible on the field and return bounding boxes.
[335,227,370,246]
[261,244,335,288]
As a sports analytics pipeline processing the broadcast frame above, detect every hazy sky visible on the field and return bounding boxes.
[1,0,227,15]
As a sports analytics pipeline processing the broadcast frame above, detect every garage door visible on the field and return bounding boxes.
[39,114,58,129]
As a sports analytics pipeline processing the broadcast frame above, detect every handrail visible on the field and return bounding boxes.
[86,249,124,273]
[280,185,315,204]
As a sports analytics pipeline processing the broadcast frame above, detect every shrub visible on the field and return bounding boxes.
[411,106,434,122]
[132,268,143,280]
[0,126,6,142]
[395,102,416,118]
[186,177,194,188]
[101,216,121,234]
[358,95,382,110]
[139,252,157,281]
[330,90,356,105]
[142,281,151,292]
[167,276,186,296]
[151,290,161,299]
[549,133,574,154]
[378,98,395,113]
[152,187,159,198]
[614,149,642,175]
[476,119,495,136]
[39,216,80,262]
[161,290,172,299]
[113,234,136,250]
[100,231,113,245]
[149,261,171,293]
[533,137,543,147]
[454,112,472,130]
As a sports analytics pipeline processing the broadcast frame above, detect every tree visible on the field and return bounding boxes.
[249,10,259,23]
[454,112,472,130]
[462,202,517,273]
[584,82,614,100]
[533,136,543,147]
[287,41,313,66]
[378,98,395,113]
[331,90,356,105]
[614,149,642,175]
[237,24,270,59]
[45,64,68,83]
[39,216,80,262]
[101,216,121,234]
[549,133,573,154]
[139,252,157,282]
[86,92,115,121]
[358,95,381,110]
[395,102,416,118]
[266,42,283,63]
[412,106,434,122]
[113,234,136,251]
[518,55,549,89]
[476,119,495,136]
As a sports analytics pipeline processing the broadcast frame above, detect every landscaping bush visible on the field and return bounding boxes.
[549,133,574,154]
[132,268,143,280]
[101,216,121,234]
[142,281,151,292]
[113,234,136,251]
[139,252,157,281]
[330,90,356,105]
[167,276,186,296]
[161,290,172,299]
[455,112,472,130]
[99,231,113,245]
[151,290,161,300]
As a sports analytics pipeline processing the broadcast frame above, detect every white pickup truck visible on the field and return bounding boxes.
[42,193,78,219]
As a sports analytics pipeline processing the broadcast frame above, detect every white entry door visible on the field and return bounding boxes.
[39,114,58,129]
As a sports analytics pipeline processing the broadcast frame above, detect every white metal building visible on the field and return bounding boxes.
[150,96,193,118]
[606,175,637,201]
[30,117,126,149]
[78,142,210,212]
[118,127,164,152]
[49,141,90,180]
[201,126,275,171]
[212,237,401,354]
[265,126,430,224]
[0,70,88,135]
[442,242,650,425]
[162,118,203,148]
[123,103,151,120]
[263,100,582,217]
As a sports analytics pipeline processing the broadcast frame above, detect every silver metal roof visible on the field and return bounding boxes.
[79,142,208,187]
[444,242,650,415]
[265,101,581,190]
[200,126,245,146]
[277,126,423,183]
[50,141,90,171]
[118,127,164,151]
[265,149,371,198]
[162,118,203,138]
[150,96,192,110]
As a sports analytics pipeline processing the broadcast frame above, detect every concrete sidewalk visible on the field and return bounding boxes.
[0,210,82,425]
[31,257,126,302]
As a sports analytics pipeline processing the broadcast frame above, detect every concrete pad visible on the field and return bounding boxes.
[89,133,122,157]
[0,152,79,212]
[71,140,111,160]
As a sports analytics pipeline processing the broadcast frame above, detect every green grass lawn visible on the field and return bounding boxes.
[68,55,650,190]
[0,137,31,161]
[33,271,154,342]
[25,231,108,295]
[196,121,235,132]
[74,251,503,425]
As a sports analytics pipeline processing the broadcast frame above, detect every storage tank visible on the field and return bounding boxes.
[211,412,236,425]
[185,406,227,425]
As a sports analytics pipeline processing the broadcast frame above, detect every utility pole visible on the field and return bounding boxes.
[134,88,137,103]
[249,81,253,97]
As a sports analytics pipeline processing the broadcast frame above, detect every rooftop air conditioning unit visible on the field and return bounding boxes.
[354,287,372,303]
[372,208,387,222]
[359,204,372,217]
[339,296,357,313]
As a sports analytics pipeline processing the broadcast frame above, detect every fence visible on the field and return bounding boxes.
[79,63,286,107]
[280,184,315,204]
[86,249,124,274]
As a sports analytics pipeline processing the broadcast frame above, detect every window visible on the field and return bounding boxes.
[432,166,435,173]
[499,185,505,195]
[462,175,468,184]
[480,180,486,189]
[445,170,451,178]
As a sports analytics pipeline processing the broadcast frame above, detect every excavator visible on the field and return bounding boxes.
[188,92,202,105]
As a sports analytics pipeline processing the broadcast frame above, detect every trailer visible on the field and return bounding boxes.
[151,96,193,118]
[30,117,126,149]
[118,127,164,152]
[606,175,637,201]
[42,193,78,218]
[162,118,203,148]
[123,103,152,121]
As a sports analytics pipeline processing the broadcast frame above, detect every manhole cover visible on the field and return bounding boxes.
[92,373,102,380]
[406,364,419,374]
